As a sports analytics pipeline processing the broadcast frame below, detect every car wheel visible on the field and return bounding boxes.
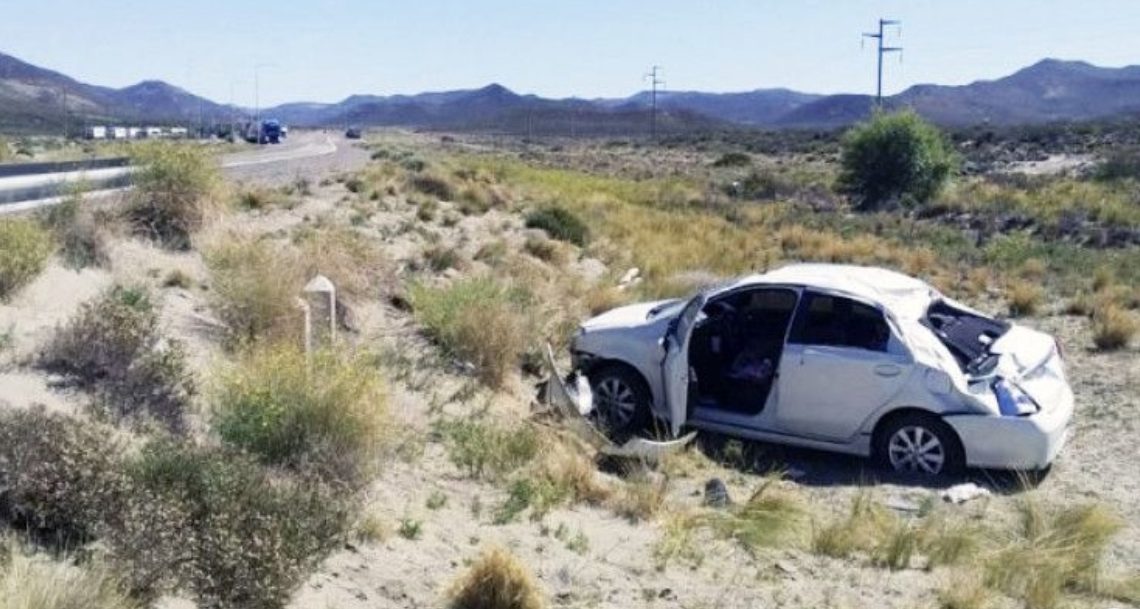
[588,364,651,438]
[876,413,963,477]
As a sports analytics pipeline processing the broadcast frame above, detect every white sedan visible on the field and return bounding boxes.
[567,264,1073,476]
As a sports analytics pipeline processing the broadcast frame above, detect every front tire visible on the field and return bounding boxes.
[587,364,651,439]
[875,413,964,477]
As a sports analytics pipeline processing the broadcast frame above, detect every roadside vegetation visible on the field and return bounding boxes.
[127,142,220,249]
[0,217,53,300]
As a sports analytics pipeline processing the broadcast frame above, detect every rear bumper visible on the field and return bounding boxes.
[945,384,1074,470]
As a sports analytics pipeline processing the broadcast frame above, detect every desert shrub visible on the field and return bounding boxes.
[812,492,895,559]
[524,207,589,247]
[205,236,303,346]
[293,226,391,301]
[39,189,110,269]
[1007,280,1044,317]
[0,217,54,300]
[127,440,352,609]
[522,235,565,265]
[410,277,531,387]
[0,539,139,609]
[711,151,751,167]
[409,172,456,200]
[437,418,539,481]
[214,344,388,488]
[1093,146,1140,181]
[0,408,126,542]
[838,109,958,209]
[39,285,193,433]
[608,474,669,523]
[127,142,219,248]
[1091,303,1136,351]
[235,187,292,211]
[424,244,464,272]
[447,546,545,609]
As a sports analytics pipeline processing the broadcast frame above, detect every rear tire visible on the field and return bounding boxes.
[587,364,651,440]
[875,412,964,477]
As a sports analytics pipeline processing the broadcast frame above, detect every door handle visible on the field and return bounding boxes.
[874,364,901,377]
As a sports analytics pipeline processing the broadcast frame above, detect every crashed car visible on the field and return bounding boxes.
[565,264,1073,476]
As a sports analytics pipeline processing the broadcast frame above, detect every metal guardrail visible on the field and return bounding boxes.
[0,174,134,206]
[0,157,130,179]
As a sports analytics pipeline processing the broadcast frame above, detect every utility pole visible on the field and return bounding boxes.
[254,63,274,143]
[862,19,902,105]
[644,65,664,141]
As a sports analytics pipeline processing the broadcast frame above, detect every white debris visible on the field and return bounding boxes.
[940,482,992,504]
[618,267,641,287]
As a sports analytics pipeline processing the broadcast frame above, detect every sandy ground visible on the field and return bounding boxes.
[1,135,1136,609]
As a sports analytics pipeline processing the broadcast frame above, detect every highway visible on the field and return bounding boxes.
[0,131,359,215]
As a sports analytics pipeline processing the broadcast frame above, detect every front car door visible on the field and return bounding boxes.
[774,290,912,441]
[661,293,705,436]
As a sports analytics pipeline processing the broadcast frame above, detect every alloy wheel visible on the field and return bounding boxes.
[594,376,637,430]
[887,425,946,475]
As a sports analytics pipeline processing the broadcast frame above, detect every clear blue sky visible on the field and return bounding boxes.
[4,1,1139,106]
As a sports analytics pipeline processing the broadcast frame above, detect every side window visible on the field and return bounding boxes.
[788,292,890,352]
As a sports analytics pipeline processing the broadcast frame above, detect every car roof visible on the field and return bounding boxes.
[714,263,938,319]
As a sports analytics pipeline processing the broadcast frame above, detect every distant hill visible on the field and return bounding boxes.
[5,50,1140,134]
[0,51,234,132]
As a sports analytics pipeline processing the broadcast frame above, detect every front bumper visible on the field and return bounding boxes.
[945,383,1074,470]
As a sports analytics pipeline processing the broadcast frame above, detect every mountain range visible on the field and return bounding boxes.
[3,50,1140,135]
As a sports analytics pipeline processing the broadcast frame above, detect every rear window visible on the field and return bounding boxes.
[922,299,1010,372]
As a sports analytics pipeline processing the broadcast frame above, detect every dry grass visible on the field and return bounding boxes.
[0,539,138,609]
[437,418,539,481]
[608,474,668,523]
[700,478,807,555]
[293,225,392,302]
[1091,302,1137,350]
[982,500,1122,609]
[937,570,994,609]
[410,277,532,387]
[1007,280,1044,317]
[447,546,545,609]
[204,234,304,346]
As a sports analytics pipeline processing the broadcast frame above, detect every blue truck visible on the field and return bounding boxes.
[259,119,282,144]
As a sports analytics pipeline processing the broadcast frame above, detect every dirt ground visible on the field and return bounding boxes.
[1,132,1136,609]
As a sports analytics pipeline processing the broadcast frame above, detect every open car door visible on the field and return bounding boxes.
[662,294,705,437]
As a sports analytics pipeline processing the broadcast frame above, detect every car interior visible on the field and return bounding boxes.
[688,287,799,414]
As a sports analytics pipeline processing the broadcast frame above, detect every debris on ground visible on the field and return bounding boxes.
[703,478,731,508]
[940,482,992,504]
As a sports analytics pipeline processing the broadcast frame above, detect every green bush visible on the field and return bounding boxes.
[838,110,958,210]
[1094,147,1140,181]
[213,344,388,488]
[126,440,352,609]
[0,408,127,543]
[410,277,532,387]
[204,236,303,346]
[40,285,194,433]
[436,418,539,481]
[524,206,589,246]
[0,217,54,300]
[128,142,219,249]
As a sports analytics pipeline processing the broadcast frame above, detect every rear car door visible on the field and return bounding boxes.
[774,291,911,441]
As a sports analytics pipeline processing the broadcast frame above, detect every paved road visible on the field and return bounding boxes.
[0,130,371,214]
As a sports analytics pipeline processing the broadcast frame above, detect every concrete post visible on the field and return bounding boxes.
[303,275,336,352]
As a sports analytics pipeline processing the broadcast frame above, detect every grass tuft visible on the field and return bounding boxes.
[447,546,545,609]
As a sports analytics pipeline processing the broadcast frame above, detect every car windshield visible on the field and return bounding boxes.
[921,298,1011,374]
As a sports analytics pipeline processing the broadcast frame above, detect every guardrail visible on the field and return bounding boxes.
[0,157,130,179]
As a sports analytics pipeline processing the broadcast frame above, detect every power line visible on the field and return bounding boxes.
[862,19,902,105]
[644,65,664,140]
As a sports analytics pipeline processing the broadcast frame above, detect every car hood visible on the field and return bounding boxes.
[580,299,679,332]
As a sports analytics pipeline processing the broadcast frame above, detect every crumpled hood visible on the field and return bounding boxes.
[580,299,677,332]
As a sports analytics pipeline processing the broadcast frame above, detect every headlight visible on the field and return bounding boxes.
[993,379,1038,416]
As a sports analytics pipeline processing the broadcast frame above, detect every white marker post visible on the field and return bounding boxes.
[303,275,336,352]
